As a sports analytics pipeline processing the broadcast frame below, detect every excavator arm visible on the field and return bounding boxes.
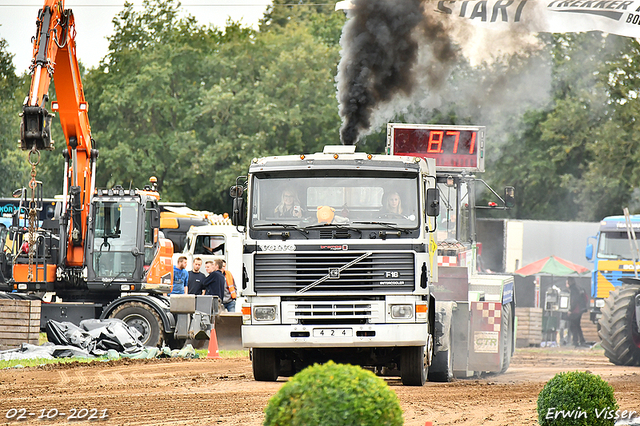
[21,0,97,268]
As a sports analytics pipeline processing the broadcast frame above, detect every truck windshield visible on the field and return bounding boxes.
[597,231,639,260]
[250,175,419,229]
[93,201,139,278]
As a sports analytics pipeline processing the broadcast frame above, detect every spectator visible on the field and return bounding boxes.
[204,259,225,302]
[566,277,588,347]
[221,260,237,312]
[186,257,206,295]
[169,256,188,295]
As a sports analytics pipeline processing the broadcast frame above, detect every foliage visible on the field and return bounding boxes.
[0,38,30,196]
[263,361,403,426]
[6,0,640,221]
[537,371,618,426]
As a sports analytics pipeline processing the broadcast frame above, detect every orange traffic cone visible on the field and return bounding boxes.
[206,328,221,359]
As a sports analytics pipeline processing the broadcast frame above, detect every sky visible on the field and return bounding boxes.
[0,1,273,73]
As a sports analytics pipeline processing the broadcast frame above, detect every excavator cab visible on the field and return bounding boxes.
[86,188,172,294]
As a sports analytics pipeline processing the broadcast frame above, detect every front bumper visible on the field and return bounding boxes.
[242,323,429,348]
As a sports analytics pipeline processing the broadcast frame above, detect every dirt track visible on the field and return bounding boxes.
[0,346,638,426]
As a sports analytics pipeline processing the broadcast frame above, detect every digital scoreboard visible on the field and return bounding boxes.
[386,123,485,172]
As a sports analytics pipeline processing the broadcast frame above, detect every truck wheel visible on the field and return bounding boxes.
[401,346,428,386]
[428,348,452,382]
[598,286,640,366]
[110,302,164,347]
[429,318,454,382]
[252,348,279,381]
[500,302,513,374]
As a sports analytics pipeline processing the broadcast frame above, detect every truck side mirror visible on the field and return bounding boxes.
[426,188,439,217]
[504,186,515,208]
[232,198,245,227]
[150,209,160,228]
[230,185,244,198]
[585,244,593,261]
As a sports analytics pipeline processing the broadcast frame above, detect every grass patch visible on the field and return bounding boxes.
[0,357,100,369]
[1,348,249,370]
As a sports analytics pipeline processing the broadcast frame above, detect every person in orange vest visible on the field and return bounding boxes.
[221,260,237,312]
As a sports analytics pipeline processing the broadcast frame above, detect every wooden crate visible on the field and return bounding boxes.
[0,299,41,350]
[515,307,542,347]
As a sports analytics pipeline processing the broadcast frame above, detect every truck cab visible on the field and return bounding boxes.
[238,145,440,385]
[585,214,640,322]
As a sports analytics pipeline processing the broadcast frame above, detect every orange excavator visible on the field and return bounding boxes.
[1,0,216,348]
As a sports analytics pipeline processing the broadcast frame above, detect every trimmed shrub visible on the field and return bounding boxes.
[537,371,618,426]
[263,361,403,426]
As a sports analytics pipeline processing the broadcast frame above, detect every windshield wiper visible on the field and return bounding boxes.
[302,223,362,234]
[351,221,411,234]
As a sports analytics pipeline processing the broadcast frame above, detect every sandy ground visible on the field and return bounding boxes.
[0,346,638,426]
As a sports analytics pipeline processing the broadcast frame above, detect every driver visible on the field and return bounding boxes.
[275,189,303,218]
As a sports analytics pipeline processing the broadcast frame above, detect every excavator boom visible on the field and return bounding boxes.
[21,0,95,268]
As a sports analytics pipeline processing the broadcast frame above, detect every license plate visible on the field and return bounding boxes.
[313,328,353,337]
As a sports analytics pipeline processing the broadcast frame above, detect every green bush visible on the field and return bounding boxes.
[263,361,403,426]
[537,371,618,426]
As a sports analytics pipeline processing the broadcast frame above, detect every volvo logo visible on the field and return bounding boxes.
[328,268,340,279]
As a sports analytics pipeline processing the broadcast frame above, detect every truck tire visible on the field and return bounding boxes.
[109,302,164,347]
[500,302,513,374]
[401,346,428,386]
[428,318,454,382]
[428,348,452,382]
[598,286,640,366]
[252,348,279,381]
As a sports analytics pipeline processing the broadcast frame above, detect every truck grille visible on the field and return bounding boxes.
[282,300,385,325]
[254,252,415,294]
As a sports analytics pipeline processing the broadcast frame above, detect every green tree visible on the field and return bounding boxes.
[0,37,30,197]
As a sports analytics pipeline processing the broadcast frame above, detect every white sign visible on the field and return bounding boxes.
[474,330,500,353]
[433,0,640,38]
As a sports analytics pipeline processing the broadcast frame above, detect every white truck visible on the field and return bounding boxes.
[233,145,444,385]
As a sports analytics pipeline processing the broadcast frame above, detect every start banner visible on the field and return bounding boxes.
[432,0,640,38]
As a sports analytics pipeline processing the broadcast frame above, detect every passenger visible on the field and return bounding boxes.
[275,189,302,218]
[382,191,404,216]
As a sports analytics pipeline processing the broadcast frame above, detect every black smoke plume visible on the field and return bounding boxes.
[337,0,458,145]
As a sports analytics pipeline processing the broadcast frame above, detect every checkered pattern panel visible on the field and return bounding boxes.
[438,256,458,267]
[474,301,502,332]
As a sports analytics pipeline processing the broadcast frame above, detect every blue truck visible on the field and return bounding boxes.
[586,215,640,366]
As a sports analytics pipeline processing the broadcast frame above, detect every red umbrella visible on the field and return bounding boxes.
[514,255,589,277]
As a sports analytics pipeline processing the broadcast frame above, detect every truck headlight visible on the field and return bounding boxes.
[254,306,277,321]
[595,298,605,308]
[390,304,413,319]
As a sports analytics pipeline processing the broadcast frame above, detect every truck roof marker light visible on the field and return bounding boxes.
[334,154,339,159]
[252,158,258,163]
[300,154,305,160]
[367,154,372,160]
